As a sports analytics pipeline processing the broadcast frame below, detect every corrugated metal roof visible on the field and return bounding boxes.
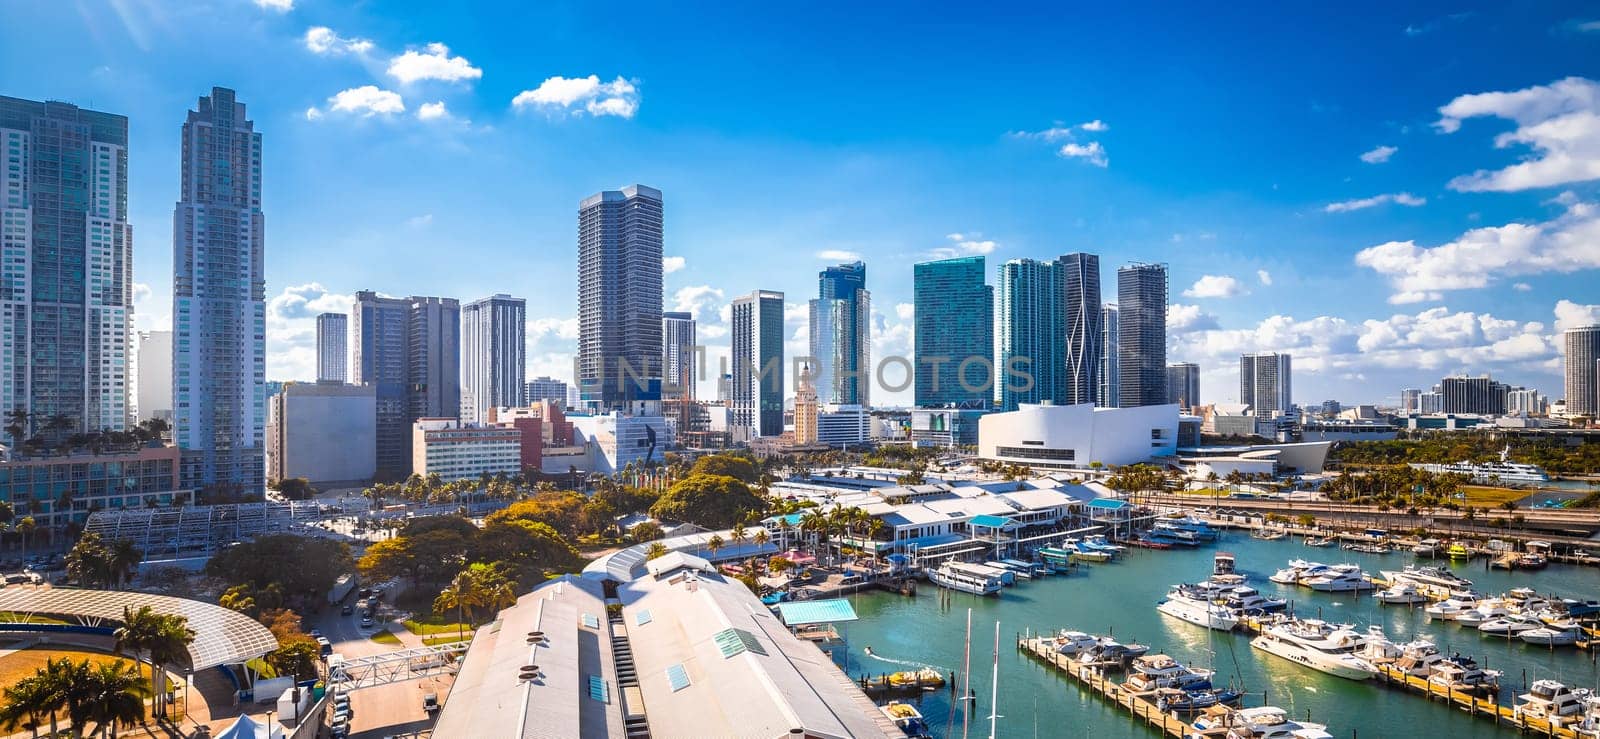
[773,599,859,625]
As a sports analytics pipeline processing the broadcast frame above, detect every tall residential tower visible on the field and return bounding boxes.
[316,312,347,383]
[352,291,460,479]
[577,185,663,411]
[996,259,1062,411]
[1167,362,1200,412]
[1239,353,1292,419]
[460,294,526,424]
[1565,325,1600,417]
[1060,253,1102,406]
[731,290,784,440]
[913,256,992,407]
[809,261,870,407]
[1116,264,1167,408]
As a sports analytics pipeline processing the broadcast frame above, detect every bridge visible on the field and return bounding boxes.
[328,643,469,691]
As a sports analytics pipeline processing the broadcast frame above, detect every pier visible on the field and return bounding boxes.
[1373,665,1585,738]
[1016,635,1199,738]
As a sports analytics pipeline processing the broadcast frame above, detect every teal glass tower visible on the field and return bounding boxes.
[996,258,1062,411]
[913,256,992,407]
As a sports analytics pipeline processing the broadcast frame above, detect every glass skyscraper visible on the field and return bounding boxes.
[1240,352,1292,418]
[809,261,870,407]
[996,258,1062,411]
[577,185,663,410]
[1116,263,1167,408]
[662,311,696,401]
[913,256,992,407]
[1060,252,1102,406]
[0,96,133,441]
[1099,304,1119,407]
[731,290,784,439]
[353,290,459,480]
[172,88,265,495]
[316,312,347,383]
[461,293,526,424]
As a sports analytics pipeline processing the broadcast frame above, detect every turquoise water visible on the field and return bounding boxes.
[834,535,1600,738]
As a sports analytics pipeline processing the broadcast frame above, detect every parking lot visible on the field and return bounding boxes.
[314,584,451,738]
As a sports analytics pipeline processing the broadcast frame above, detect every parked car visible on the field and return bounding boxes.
[423,694,439,715]
[341,604,353,616]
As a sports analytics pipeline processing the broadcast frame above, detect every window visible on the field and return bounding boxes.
[665,664,690,691]
[587,675,609,703]
[581,613,599,629]
[996,445,1075,461]
[712,628,767,658]
[634,610,653,626]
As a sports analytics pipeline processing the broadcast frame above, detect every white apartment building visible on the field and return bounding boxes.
[412,418,521,481]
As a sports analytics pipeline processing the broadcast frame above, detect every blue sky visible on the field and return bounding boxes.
[4,1,1599,406]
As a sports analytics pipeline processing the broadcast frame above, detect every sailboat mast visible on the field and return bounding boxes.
[989,620,1000,739]
[962,608,972,739]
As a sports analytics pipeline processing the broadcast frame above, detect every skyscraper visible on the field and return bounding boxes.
[809,261,870,406]
[1167,362,1200,412]
[731,290,784,439]
[172,88,265,494]
[1116,264,1167,408]
[1239,353,1293,418]
[996,259,1063,411]
[577,184,663,410]
[662,311,696,401]
[1399,388,1421,414]
[1099,304,1120,408]
[1565,325,1600,416]
[460,294,526,424]
[0,96,133,441]
[353,290,460,479]
[525,376,569,406]
[913,256,992,407]
[1060,253,1102,406]
[316,312,347,383]
[1438,374,1508,415]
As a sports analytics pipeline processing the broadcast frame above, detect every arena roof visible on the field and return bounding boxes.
[0,587,279,670]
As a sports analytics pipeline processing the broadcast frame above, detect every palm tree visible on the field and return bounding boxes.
[0,672,51,738]
[108,540,142,590]
[435,571,486,643]
[645,542,669,561]
[752,528,769,551]
[729,522,747,553]
[706,534,725,562]
[113,606,162,711]
[16,516,34,561]
[81,659,150,738]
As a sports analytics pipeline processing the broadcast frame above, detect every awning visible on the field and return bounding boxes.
[968,514,1014,529]
[775,599,859,625]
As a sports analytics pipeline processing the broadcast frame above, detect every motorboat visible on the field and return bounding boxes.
[926,561,1004,596]
[880,700,932,739]
[1454,601,1514,627]
[1151,523,1202,547]
[1186,705,1333,739]
[1424,595,1482,621]
[1053,630,1101,656]
[1517,552,1549,570]
[1574,695,1600,739]
[1081,535,1125,555]
[1354,628,1402,666]
[1303,566,1375,592]
[985,560,1030,581]
[1380,565,1473,594]
[1375,583,1429,605]
[1163,516,1219,541]
[1066,540,1114,563]
[1514,680,1589,721]
[1478,613,1544,637]
[966,562,1014,586]
[1304,536,1335,547]
[1385,640,1444,678]
[1253,529,1288,541]
[1561,599,1600,619]
[1076,638,1151,669]
[1520,622,1585,647]
[1123,654,1216,691]
[1219,586,1287,615]
[1427,655,1501,697]
[1152,686,1244,715]
[1158,585,1241,631]
[1412,538,1442,557]
[1213,552,1237,577]
[1269,560,1325,585]
[1249,619,1379,680]
[1342,542,1389,554]
[1447,543,1472,561]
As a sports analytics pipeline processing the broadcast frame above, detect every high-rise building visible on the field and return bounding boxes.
[0,96,133,441]
[731,290,784,439]
[794,364,819,445]
[996,259,1062,411]
[1506,388,1545,416]
[1167,362,1200,412]
[1565,325,1600,417]
[1240,353,1292,419]
[1116,264,1167,408]
[460,294,526,424]
[809,261,870,406]
[1419,389,1443,414]
[662,311,696,401]
[1060,253,1102,406]
[525,376,570,406]
[135,331,173,424]
[353,290,460,479]
[1439,374,1508,415]
[316,312,347,383]
[1099,304,1120,407]
[1399,388,1422,414]
[172,88,266,495]
[577,184,663,410]
[913,256,992,407]
[266,381,375,487]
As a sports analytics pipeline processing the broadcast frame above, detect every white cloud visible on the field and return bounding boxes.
[1360,145,1398,164]
[417,101,449,121]
[304,26,373,55]
[253,0,292,12]
[1183,274,1247,299]
[671,286,725,323]
[303,107,322,121]
[528,317,580,342]
[405,214,432,228]
[1578,20,1600,32]
[895,303,915,321]
[1355,199,1600,303]
[1436,76,1600,191]
[932,232,998,257]
[511,75,639,118]
[1324,192,1427,212]
[1555,299,1600,331]
[1256,269,1273,286]
[1079,119,1109,132]
[327,86,405,116]
[266,283,356,380]
[1168,304,1221,333]
[1007,126,1075,142]
[1058,141,1108,167]
[386,43,482,84]
[662,256,686,274]
[816,249,862,261]
[1513,282,1532,291]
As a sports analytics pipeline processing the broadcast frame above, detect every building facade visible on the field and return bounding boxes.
[794,365,818,445]
[913,256,992,408]
[352,290,460,480]
[412,418,521,482]
[1240,353,1292,419]
[809,261,870,407]
[731,290,785,439]
[1167,362,1200,412]
[1060,252,1102,406]
[1116,264,1167,408]
[577,185,663,410]
[1439,374,1508,416]
[1099,304,1119,407]
[0,96,134,441]
[460,293,526,425]
[1566,325,1600,417]
[0,445,186,531]
[815,404,871,448]
[908,408,987,447]
[978,402,1179,469]
[172,88,266,495]
[315,312,347,383]
[265,381,375,487]
[525,376,570,406]
[662,311,696,401]
[570,412,675,475]
[996,258,1062,411]
[1399,388,1421,415]
[135,331,173,424]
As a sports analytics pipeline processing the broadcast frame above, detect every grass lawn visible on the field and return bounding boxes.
[0,611,71,625]
[422,633,472,646]
[1460,486,1532,507]
[403,618,473,636]
[0,645,173,723]
[369,630,402,646]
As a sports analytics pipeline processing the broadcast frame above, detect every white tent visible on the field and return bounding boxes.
[213,714,285,739]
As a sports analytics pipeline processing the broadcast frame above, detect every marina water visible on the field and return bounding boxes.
[835,534,1600,738]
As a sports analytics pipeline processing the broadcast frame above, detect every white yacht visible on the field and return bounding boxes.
[1424,595,1482,621]
[1515,680,1590,721]
[1122,653,1216,692]
[1375,583,1429,605]
[1411,446,1550,484]
[1454,601,1512,627]
[1053,630,1100,656]
[1478,613,1544,637]
[1385,640,1444,677]
[1219,586,1287,614]
[1269,560,1326,585]
[926,561,1003,596]
[1158,584,1240,631]
[1303,565,1375,592]
[1250,619,1379,680]
[1520,622,1584,647]
[1427,655,1500,697]
[1412,538,1443,557]
[1574,695,1600,739]
[1187,705,1333,739]
[1380,565,1473,595]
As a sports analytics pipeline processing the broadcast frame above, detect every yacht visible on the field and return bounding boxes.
[926,561,1004,596]
[1477,613,1544,637]
[1249,619,1378,680]
[1380,565,1473,594]
[1151,523,1202,547]
[1152,686,1245,715]
[1053,630,1101,656]
[1164,516,1220,541]
[1424,595,1482,621]
[1454,601,1514,627]
[1304,536,1336,548]
[1158,584,1241,631]
[1427,655,1500,697]
[1081,535,1125,555]
[1269,560,1325,585]
[1213,552,1238,578]
[1514,680,1589,721]
[967,562,1014,586]
[1303,566,1375,592]
[1187,705,1333,739]
[1411,446,1550,484]
[1342,542,1389,554]
[1412,538,1442,557]
[1219,586,1287,615]
[1122,654,1216,691]
[1520,622,1584,647]
[1075,638,1151,669]
[1375,583,1429,605]
[1385,640,1444,677]
[1066,540,1114,563]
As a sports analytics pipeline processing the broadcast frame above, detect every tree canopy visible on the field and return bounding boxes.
[688,454,761,484]
[204,535,353,606]
[650,474,766,529]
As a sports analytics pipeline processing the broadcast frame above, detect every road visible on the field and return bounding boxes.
[311,591,448,738]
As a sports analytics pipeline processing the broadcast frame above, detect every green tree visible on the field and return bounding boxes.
[630,521,665,543]
[65,531,113,588]
[205,535,353,606]
[0,670,53,738]
[269,477,317,501]
[706,534,725,561]
[112,606,163,716]
[650,474,765,529]
[80,659,150,737]
[645,542,669,561]
[435,571,486,643]
[688,454,761,484]
[265,639,321,682]
[108,539,142,590]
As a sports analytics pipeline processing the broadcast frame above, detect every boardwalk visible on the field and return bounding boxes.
[1016,636,1194,738]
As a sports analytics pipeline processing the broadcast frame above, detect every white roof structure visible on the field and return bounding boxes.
[0,587,278,670]
[213,714,284,739]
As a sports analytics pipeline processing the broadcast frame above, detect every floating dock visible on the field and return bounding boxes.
[1016,635,1199,738]
[1374,665,1586,738]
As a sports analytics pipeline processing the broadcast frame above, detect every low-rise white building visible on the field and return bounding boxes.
[815,404,871,448]
[978,402,1179,469]
[411,418,521,481]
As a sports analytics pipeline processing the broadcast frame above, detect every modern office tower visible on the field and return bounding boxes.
[460,294,526,424]
[172,88,266,495]
[731,290,784,440]
[1060,252,1102,406]
[316,312,348,383]
[525,376,570,406]
[577,184,663,410]
[662,311,696,400]
[1116,263,1167,408]
[1167,362,1200,412]
[1099,304,1120,407]
[1239,353,1292,419]
[996,259,1062,411]
[136,331,174,424]
[1506,388,1545,416]
[0,96,133,441]
[1399,388,1422,414]
[809,261,870,406]
[913,256,993,407]
[353,290,460,479]
[1418,389,1443,414]
[1566,325,1600,416]
[1439,374,1508,415]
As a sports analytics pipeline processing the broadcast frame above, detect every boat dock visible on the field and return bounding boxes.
[1373,665,1586,738]
[1016,635,1200,738]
